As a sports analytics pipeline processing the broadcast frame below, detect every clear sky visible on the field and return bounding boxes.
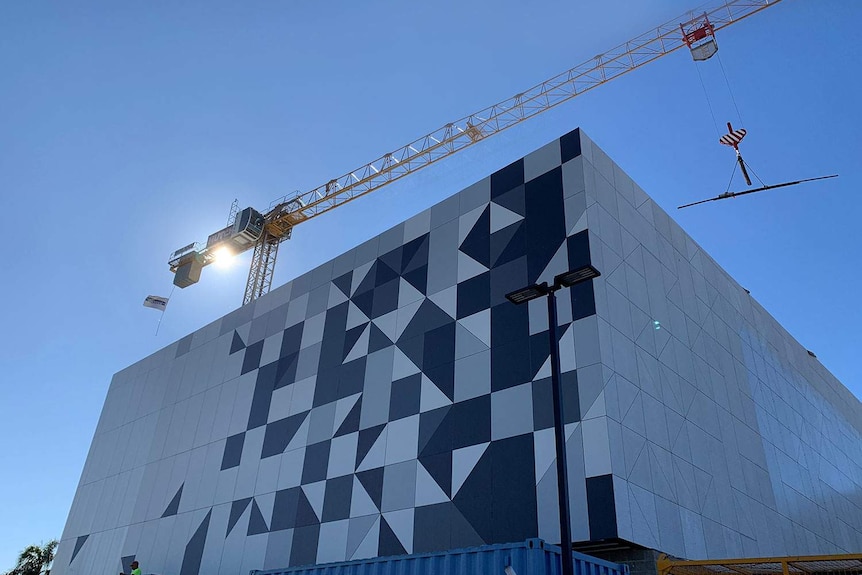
[1,0,859,569]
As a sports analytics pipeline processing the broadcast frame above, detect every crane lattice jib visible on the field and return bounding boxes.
[263,0,781,233]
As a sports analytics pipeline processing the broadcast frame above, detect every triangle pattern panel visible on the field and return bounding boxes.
[415,460,451,506]
[161,483,184,518]
[355,424,386,469]
[350,476,380,517]
[491,220,527,268]
[226,497,252,538]
[333,395,362,438]
[490,202,524,233]
[378,515,408,556]
[333,271,353,297]
[70,535,89,565]
[420,375,452,413]
[346,514,379,560]
[356,467,385,511]
[344,324,371,363]
[230,331,246,354]
[452,442,489,497]
[351,515,381,560]
[247,499,269,536]
[428,285,457,320]
[302,481,326,520]
[492,183,526,216]
[383,508,415,554]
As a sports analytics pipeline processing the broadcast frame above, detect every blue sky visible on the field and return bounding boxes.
[1,0,859,568]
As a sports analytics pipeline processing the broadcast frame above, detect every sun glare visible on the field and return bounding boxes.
[213,246,235,268]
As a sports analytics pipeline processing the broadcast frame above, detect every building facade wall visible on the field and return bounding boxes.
[54,129,862,575]
[573,136,862,559]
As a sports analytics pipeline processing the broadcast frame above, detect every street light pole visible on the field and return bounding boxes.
[505,265,601,575]
[546,285,575,575]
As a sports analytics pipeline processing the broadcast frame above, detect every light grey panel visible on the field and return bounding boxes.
[378,223,405,256]
[360,348,395,429]
[382,460,418,513]
[454,349,491,403]
[562,156,586,199]
[426,218,459,295]
[213,466,239,506]
[317,519,350,564]
[301,312,326,349]
[430,193,459,228]
[565,424,590,541]
[193,440,225,509]
[582,417,611,478]
[524,139,561,182]
[384,415,419,465]
[295,344,322,382]
[286,292,309,328]
[260,331,284,368]
[491,382,533,441]
[255,453,281,495]
[240,533,268,575]
[268,384,294,424]
[228,371,257,436]
[277,447,306,490]
[328,432,359,479]
[307,402,337,446]
[163,511,194,575]
[264,528,294,570]
[459,178,490,215]
[234,427,265,500]
[306,284,331,318]
[354,236,380,266]
[193,386,223,448]
[290,376,317,416]
[571,315,600,369]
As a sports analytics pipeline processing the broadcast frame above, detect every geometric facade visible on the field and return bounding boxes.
[54,129,862,575]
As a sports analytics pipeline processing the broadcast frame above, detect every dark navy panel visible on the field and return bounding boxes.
[378,516,407,556]
[566,230,591,270]
[492,184,526,217]
[334,397,362,438]
[491,341,531,393]
[227,497,252,537]
[316,302,349,373]
[241,340,264,375]
[301,440,331,484]
[491,302,529,349]
[389,374,422,421]
[489,433,538,543]
[230,331,246,355]
[418,406,451,458]
[248,360,279,430]
[262,412,309,459]
[531,371,580,430]
[355,424,385,468]
[419,451,452,497]
[450,395,491,450]
[569,281,597,321]
[271,488,300,531]
[457,272,490,320]
[491,159,525,198]
[221,432,245,471]
[161,483,183,518]
[333,271,353,297]
[322,474,353,522]
[586,474,618,540]
[356,467,384,511]
[452,444,493,543]
[560,128,583,164]
[70,535,89,565]
[412,503,452,553]
[423,323,455,370]
[491,221,527,268]
[247,499,270,536]
[524,167,566,282]
[179,510,211,575]
[289,524,320,567]
[280,323,305,359]
[459,205,491,269]
[338,357,368,400]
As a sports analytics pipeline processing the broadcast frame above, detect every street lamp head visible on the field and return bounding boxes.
[505,282,550,305]
[555,265,601,288]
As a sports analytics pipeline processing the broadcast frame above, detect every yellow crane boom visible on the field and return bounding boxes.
[168,0,783,305]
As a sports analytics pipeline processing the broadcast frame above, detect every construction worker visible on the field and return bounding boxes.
[121,560,141,575]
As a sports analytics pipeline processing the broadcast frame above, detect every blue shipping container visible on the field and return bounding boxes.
[251,539,629,575]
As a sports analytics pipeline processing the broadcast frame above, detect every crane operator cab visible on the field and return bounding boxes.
[170,207,265,288]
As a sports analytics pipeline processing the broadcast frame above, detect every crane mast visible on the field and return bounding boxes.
[168,0,782,305]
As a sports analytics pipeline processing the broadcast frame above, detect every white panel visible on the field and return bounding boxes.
[582,417,612,477]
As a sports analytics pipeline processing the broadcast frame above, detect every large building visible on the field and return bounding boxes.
[54,129,862,575]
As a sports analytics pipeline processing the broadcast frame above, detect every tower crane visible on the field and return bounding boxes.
[168,0,783,305]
